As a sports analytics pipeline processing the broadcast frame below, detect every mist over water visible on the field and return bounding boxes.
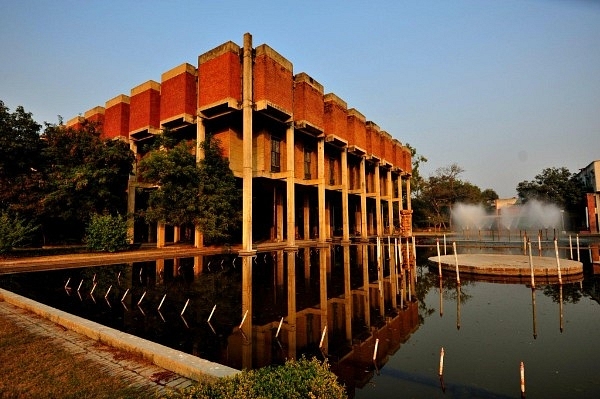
[452,200,562,232]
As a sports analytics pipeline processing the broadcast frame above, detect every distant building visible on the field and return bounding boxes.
[577,160,600,234]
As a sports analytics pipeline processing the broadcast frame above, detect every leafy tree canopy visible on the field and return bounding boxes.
[41,121,134,227]
[137,133,241,243]
[516,167,586,212]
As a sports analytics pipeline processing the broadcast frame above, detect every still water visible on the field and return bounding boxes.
[1,244,599,398]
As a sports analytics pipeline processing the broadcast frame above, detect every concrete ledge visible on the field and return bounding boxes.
[428,254,583,283]
[0,288,239,381]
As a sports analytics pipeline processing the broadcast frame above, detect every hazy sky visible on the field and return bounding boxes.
[1,0,598,197]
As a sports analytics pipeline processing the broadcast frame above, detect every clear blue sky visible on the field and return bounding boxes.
[1,0,598,197]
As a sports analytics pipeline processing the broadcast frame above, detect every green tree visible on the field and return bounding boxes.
[404,142,427,198]
[137,134,241,243]
[516,166,587,228]
[85,213,130,252]
[41,120,134,241]
[138,140,202,225]
[413,163,498,230]
[0,211,39,254]
[196,136,241,243]
[0,101,45,218]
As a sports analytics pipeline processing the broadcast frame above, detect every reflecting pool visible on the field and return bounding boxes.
[1,243,599,398]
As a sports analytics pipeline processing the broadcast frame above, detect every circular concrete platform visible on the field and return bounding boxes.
[428,254,583,283]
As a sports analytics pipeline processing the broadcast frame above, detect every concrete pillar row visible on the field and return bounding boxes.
[360,157,368,240]
[375,163,382,237]
[341,149,350,242]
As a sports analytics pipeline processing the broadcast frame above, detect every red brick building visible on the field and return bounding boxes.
[66,33,413,250]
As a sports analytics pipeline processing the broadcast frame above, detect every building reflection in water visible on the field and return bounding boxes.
[221,243,421,396]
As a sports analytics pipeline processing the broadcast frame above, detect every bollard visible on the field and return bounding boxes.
[438,347,444,376]
[453,242,460,285]
[181,299,190,316]
[157,294,166,311]
[207,304,216,323]
[538,234,542,255]
[576,234,580,262]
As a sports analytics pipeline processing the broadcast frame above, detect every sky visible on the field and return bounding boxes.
[1,0,598,198]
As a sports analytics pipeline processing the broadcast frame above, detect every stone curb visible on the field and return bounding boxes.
[0,288,239,382]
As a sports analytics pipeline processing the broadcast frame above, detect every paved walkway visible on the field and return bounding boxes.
[0,298,195,396]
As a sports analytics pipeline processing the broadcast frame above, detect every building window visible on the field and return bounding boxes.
[271,136,280,172]
[304,148,311,179]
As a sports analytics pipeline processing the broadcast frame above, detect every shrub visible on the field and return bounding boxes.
[0,211,39,254]
[166,357,347,399]
[85,213,130,252]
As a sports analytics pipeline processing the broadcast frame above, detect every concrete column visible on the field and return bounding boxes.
[387,170,393,235]
[360,244,370,329]
[286,123,296,247]
[173,226,180,243]
[406,177,412,211]
[157,221,166,248]
[303,194,310,240]
[194,115,206,248]
[360,157,368,240]
[319,247,328,353]
[240,33,255,366]
[276,188,284,242]
[241,32,254,252]
[286,249,297,359]
[397,174,403,232]
[390,239,398,309]
[375,163,382,237]
[341,149,350,242]
[317,138,326,242]
[343,245,352,341]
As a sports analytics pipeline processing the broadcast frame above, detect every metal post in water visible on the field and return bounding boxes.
[554,239,563,285]
[207,304,216,323]
[576,234,580,262]
[77,279,83,293]
[569,235,573,260]
[275,316,284,338]
[528,241,535,289]
[90,282,97,296]
[372,338,379,361]
[121,288,129,302]
[538,234,542,256]
[523,235,527,255]
[64,278,71,291]
[158,294,166,311]
[520,361,526,398]
[319,325,327,349]
[137,291,146,306]
[104,285,112,299]
[438,347,444,376]
[443,234,447,255]
[412,237,416,263]
[239,309,248,329]
[453,242,460,285]
[181,299,190,316]
[437,239,442,277]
